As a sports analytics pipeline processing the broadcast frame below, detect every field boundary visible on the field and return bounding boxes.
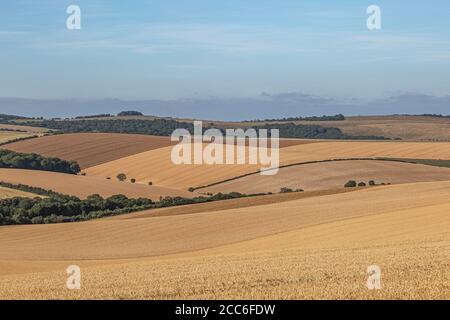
[192,157,450,191]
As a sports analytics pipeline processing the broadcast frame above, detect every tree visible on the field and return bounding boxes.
[130,178,136,183]
[344,180,357,188]
[117,173,127,182]
[148,181,153,186]
[280,187,293,193]
[358,182,367,187]
[368,180,376,186]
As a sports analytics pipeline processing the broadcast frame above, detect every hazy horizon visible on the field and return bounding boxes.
[1,91,449,121]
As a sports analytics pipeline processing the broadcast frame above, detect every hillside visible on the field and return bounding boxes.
[201,159,450,194]
[0,181,449,299]
[84,140,450,190]
[3,133,174,168]
[0,186,41,199]
[0,169,192,200]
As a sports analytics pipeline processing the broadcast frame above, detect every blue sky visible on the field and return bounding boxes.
[0,1,449,118]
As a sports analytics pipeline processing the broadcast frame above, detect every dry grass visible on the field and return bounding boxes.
[0,186,41,199]
[202,160,450,194]
[0,131,34,144]
[0,169,193,200]
[0,124,49,134]
[4,133,174,168]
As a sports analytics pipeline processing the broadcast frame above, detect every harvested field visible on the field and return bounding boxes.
[0,123,49,134]
[85,140,450,190]
[0,181,449,261]
[201,160,450,194]
[3,133,174,168]
[234,115,450,141]
[115,188,355,220]
[0,181,449,299]
[0,186,41,199]
[0,169,192,200]
[0,131,34,144]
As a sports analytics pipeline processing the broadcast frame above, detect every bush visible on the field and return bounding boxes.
[344,180,357,188]
[358,182,366,187]
[130,178,136,183]
[148,181,153,186]
[368,180,376,186]
[117,173,127,182]
[280,187,294,193]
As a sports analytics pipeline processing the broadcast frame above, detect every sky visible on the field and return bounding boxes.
[0,0,449,119]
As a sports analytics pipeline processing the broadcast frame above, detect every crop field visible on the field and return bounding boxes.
[84,140,450,190]
[201,159,450,194]
[0,181,449,299]
[0,186,41,199]
[0,131,34,144]
[4,133,174,168]
[0,169,192,200]
[231,115,450,141]
[1,126,450,300]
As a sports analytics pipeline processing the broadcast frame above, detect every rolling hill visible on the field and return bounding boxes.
[84,140,450,190]
[3,133,174,168]
[0,169,192,200]
[200,159,450,194]
[0,181,449,299]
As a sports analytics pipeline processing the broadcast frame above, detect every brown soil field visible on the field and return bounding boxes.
[201,160,450,194]
[85,140,450,190]
[0,186,41,199]
[0,181,449,299]
[0,181,449,261]
[3,133,174,168]
[0,169,192,200]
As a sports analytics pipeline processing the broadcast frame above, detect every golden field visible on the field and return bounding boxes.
[0,131,34,144]
[0,186,41,199]
[0,182,449,299]
[1,127,450,300]
[0,168,192,200]
[84,140,450,190]
[201,159,450,194]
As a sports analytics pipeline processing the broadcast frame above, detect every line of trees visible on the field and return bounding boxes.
[252,114,346,122]
[14,119,195,137]
[0,149,80,174]
[0,181,257,226]
[253,123,388,140]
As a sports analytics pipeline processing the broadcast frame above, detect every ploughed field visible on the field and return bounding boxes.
[3,133,175,168]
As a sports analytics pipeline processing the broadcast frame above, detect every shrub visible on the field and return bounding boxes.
[344,180,357,188]
[280,187,294,193]
[358,182,366,187]
[188,187,195,192]
[116,173,127,182]
[148,181,153,186]
[130,178,136,183]
[368,180,376,186]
